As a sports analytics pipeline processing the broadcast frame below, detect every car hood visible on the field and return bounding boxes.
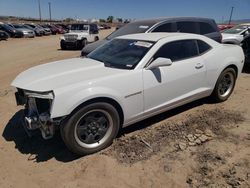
[11,58,125,92]
[81,39,108,55]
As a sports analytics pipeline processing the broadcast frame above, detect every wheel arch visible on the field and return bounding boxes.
[223,64,238,78]
[69,97,124,126]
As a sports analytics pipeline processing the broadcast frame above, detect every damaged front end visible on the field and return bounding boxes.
[15,88,61,139]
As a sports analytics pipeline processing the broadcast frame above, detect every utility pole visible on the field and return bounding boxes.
[48,2,51,22]
[38,0,42,22]
[228,6,234,25]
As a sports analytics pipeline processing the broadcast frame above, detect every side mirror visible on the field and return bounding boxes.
[146,57,172,70]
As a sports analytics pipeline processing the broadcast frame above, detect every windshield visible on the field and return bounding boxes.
[87,39,154,69]
[26,24,35,28]
[223,25,249,34]
[106,22,155,40]
[2,24,14,30]
[70,24,89,31]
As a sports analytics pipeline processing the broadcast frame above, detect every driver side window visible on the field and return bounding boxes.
[153,40,199,62]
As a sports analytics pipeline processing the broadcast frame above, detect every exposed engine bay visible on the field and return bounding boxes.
[15,89,61,139]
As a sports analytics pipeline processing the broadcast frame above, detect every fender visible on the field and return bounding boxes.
[51,87,125,118]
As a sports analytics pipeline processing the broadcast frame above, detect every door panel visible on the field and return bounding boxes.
[143,56,207,113]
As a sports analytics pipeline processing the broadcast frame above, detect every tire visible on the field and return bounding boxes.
[60,102,120,155]
[81,39,87,49]
[60,41,66,50]
[211,68,236,102]
[94,36,99,41]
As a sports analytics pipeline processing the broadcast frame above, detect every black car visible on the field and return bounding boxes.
[0,23,23,38]
[242,34,250,67]
[0,30,9,40]
[81,17,222,56]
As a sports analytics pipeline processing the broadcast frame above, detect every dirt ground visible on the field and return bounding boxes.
[0,30,250,188]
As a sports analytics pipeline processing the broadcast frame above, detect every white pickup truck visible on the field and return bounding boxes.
[60,23,99,50]
[12,33,244,155]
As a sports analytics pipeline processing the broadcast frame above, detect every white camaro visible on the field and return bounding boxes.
[12,33,245,155]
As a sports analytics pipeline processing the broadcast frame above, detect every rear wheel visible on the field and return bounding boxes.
[211,68,236,102]
[81,39,87,49]
[60,102,120,155]
[94,36,99,41]
[60,41,66,50]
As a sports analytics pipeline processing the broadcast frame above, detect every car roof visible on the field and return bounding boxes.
[131,17,214,25]
[117,32,204,42]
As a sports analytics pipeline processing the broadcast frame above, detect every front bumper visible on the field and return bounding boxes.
[15,89,62,139]
[61,39,82,49]
[23,33,35,38]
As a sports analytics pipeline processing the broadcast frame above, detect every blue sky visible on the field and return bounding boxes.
[0,0,250,22]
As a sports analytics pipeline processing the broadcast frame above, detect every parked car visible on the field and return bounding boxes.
[37,24,51,35]
[100,24,111,29]
[0,30,9,40]
[242,34,250,66]
[60,23,99,50]
[218,24,235,31]
[12,32,244,155]
[0,23,23,38]
[45,24,65,34]
[53,24,67,34]
[40,24,56,35]
[23,24,44,36]
[81,17,222,56]
[56,24,69,33]
[222,23,250,44]
[9,24,35,38]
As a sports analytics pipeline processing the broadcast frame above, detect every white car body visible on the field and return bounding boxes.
[222,33,244,45]
[222,23,250,44]
[12,33,244,139]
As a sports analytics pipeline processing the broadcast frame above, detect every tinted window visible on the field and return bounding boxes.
[70,24,89,31]
[154,40,199,62]
[176,21,198,34]
[197,40,211,54]
[152,23,172,32]
[199,22,215,34]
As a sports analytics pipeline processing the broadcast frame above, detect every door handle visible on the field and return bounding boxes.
[195,63,204,69]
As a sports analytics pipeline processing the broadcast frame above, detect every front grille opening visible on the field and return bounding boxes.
[35,98,51,114]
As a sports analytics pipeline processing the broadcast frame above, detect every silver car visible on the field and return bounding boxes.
[9,24,35,38]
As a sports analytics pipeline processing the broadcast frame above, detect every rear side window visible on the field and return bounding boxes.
[197,40,212,54]
[176,21,198,34]
[152,23,172,32]
[199,22,215,34]
[154,40,199,62]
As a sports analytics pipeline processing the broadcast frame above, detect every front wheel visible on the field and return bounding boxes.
[60,102,120,155]
[211,68,236,102]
